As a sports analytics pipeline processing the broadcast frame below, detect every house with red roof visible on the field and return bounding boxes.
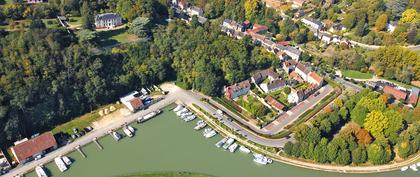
[120,91,145,112]
[292,0,306,8]
[225,80,251,100]
[308,72,324,86]
[265,96,285,111]
[409,87,419,107]
[383,86,407,101]
[10,132,57,164]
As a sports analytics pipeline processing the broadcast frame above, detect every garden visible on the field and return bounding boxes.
[236,94,276,124]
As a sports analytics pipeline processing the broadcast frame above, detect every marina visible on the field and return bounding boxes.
[25,107,418,177]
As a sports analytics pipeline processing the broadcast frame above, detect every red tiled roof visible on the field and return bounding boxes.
[225,80,251,99]
[248,24,268,34]
[129,97,144,110]
[383,86,407,101]
[409,95,418,106]
[265,96,285,111]
[309,72,323,84]
[11,132,57,163]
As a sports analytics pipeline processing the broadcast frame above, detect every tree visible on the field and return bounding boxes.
[284,141,294,156]
[364,111,389,138]
[351,105,368,126]
[375,14,388,31]
[313,138,329,163]
[244,0,259,20]
[128,17,151,38]
[386,0,409,20]
[342,13,356,29]
[335,149,351,165]
[354,20,367,36]
[190,15,200,28]
[367,141,392,165]
[383,110,404,143]
[76,29,97,43]
[81,0,95,30]
[327,141,339,162]
[352,145,367,164]
[397,140,413,158]
[400,9,419,23]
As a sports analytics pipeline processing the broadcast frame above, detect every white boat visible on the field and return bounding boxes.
[417,162,420,167]
[194,121,207,130]
[123,127,133,137]
[204,130,217,138]
[215,137,228,148]
[202,128,212,135]
[223,138,235,150]
[228,143,239,153]
[139,110,160,123]
[239,146,251,153]
[127,125,135,133]
[253,153,270,165]
[173,105,183,112]
[409,164,418,171]
[61,156,71,165]
[35,166,48,177]
[177,108,188,115]
[54,157,67,172]
[184,115,196,122]
[109,131,121,141]
[401,166,409,171]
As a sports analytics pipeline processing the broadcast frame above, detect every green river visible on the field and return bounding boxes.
[26,107,417,177]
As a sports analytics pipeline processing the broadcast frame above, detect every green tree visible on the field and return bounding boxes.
[350,105,368,126]
[375,14,388,31]
[367,141,392,165]
[76,29,97,43]
[342,13,356,29]
[335,149,351,165]
[351,145,367,164]
[81,0,95,30]
[364,111,389,138]
[384,110,404,143]
[128,16,151,38]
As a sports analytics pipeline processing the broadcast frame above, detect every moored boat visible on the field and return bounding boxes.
[184,115,196,122]
[204,130,217,138]
[228,143,239,153]
[173,105,183,112]
[401,166,409,171]
[123,127,133,137]
[253,153,270,165]
[409,164,418,171]
[239,146,251,153]
[139,111,159,123]
[35,165,48,177]
[194,120,207,130]
[223,138,235,150]
[54,157,67,172]
[127,125,135,133]
[215,137,228,148]
[62,156,72,165]
[109,131,121,141]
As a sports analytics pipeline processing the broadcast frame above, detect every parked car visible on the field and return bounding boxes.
[73,128,79,134]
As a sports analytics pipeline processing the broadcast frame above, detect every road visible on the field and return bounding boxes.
[334,77,363,92]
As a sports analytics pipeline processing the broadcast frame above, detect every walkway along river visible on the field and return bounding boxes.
[24,107,418,177]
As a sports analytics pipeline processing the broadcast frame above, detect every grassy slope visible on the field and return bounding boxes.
[341,70,373,79]
[96,28,139,47]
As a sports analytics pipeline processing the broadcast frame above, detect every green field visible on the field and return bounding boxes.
[96,28,139,47]
[67,16,82,26]
[341,70,373,79]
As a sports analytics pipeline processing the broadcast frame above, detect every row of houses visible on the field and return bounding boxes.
[221,19,302,61]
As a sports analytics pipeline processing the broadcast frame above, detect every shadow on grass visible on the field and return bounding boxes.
[96,28,128,47]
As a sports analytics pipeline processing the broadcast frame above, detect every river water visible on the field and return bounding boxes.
[26,107,417,177]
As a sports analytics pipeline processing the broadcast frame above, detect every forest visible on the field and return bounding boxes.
[284,89,419,165]
[0,0,281,149]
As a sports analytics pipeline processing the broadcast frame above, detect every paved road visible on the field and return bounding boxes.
[334,77,363,92]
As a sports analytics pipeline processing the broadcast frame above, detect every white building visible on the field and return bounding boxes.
[95,13,123,29]
[284,46,301,61]
[187,6,204,17]
[288,89,304,103]
[301,17,323,31]
[120,91,145,112]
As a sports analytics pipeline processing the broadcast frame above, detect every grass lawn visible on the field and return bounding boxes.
[270,88,292,108]
[237,95,275,123]
[96,28,139,47]
[42,19,61,29]
[342,70,373,79]
[120,171,214,177]
[67,16,82,26]
[51,103,122,135]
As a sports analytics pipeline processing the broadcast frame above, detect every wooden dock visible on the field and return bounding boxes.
[75,145,86,158]
[93,138,103,150]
